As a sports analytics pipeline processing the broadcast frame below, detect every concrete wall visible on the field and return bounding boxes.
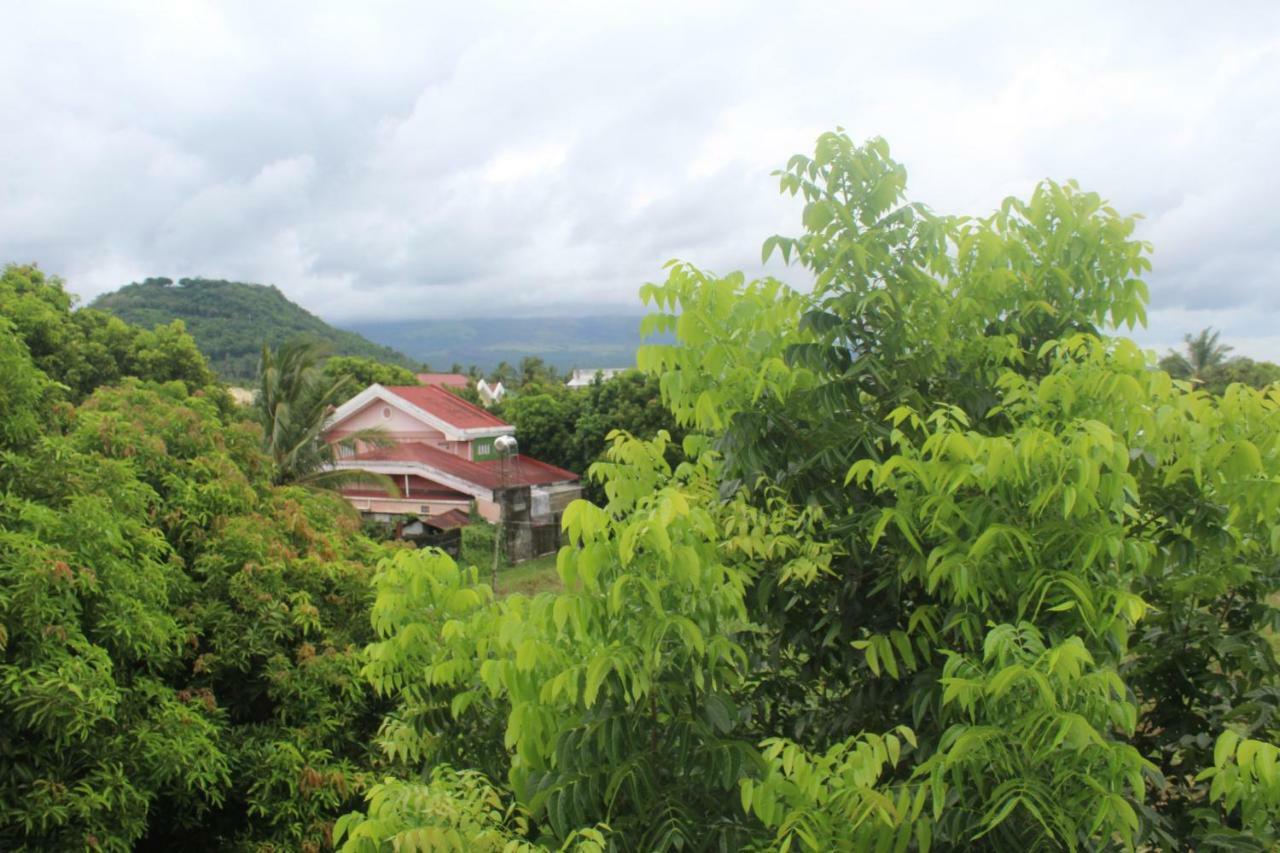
[344,495,471,518]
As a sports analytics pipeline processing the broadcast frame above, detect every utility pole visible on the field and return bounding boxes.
[491,435,517,593]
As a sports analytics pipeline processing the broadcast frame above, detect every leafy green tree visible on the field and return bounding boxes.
[1,287,398,850]
[323,355,420,388]
[518,356,561,387]
[497,373,683,503]
[489,361,516,386]
[0,263,216,400]
[497,393,577,469]
[1200,355,1280,395]
[344,132,1280,850]
[255,339,395,491]
[1159,327,1233,382]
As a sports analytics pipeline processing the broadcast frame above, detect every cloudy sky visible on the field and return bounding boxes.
[3,1,1278,358]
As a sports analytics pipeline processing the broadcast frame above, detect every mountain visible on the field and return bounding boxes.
[91,278,421,382]
[345,315,663,373]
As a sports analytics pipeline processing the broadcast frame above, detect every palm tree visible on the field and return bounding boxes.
[1159,327,1233,383]
[254,339,396,492]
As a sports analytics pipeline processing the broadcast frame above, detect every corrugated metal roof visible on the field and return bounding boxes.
[353,441,578,489]
[416,373,471,388]
[385,384,510,430]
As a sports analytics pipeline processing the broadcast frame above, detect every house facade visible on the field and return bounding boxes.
[323,384,580,527]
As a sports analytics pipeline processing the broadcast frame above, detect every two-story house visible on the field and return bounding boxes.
[323,384,580,528]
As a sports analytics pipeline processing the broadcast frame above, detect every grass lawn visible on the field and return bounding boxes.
[495,552,562,598]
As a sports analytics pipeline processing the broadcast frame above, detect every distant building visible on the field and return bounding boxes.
[322,384,578,530]
[415,372,471,389]
[476,378,506,404]
[227,387,256,406]
[566,368,628,389]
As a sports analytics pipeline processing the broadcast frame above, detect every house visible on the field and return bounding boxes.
[566,368,628,389]
[323,384,580,529]
[476,378,506,404]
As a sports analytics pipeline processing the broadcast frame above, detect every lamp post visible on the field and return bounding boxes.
[491,434,517,593]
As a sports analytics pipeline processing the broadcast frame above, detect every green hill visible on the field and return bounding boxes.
[91,277,420,382]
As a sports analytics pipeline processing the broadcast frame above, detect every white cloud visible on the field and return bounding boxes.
[0,1,1278,358]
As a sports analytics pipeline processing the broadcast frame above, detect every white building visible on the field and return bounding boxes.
[566,368,628,389]
[477,378,506,404]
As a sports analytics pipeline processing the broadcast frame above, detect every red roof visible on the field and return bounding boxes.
[425,508,472,530]
[352,442,578,489]
[416,373,471,388]
[385,385,509,430]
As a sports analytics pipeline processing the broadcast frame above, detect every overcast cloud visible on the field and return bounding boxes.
[2,1,1278,358]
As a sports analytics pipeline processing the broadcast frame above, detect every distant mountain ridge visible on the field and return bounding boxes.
[345,315,663,373]
[91,278,421,381]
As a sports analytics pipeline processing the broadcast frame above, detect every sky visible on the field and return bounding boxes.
[2,1,1278,359]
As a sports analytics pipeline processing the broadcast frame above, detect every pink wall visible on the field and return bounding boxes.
[329,400,469,452]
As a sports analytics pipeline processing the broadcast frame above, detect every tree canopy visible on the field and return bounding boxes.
[1,274,397,850]
[341,132,1280,850]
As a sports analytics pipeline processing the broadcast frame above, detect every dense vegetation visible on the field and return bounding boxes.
[1159,328,1280,396]
[496,371,683,503]
[91,278,419,382]
[5,129,1280,851]
[0,266,396,850]
[336,134,1280,850]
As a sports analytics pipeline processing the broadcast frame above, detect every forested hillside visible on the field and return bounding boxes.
[91,278,419,381]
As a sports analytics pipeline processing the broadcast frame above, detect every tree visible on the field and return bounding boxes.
[1,286,395,849]
[254,339,395,491]
[1201,355,1280,395]
[496,372,683,504]
[1159,327,1233,382]
[518,356,561,388]
[495,393,577,468]
[322,355,420,388]
[343,132,1280,850]
[0,263,217,401]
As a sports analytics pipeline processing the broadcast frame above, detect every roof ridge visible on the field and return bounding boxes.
[384,384,510,429]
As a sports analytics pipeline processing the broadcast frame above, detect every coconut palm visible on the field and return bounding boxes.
[1159,327,1233,383]
[254,338,396,491]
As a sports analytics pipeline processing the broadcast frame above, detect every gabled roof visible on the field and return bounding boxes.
[416,373,471,388]
[385,385,508,430]
[326,383,510,440]
[347,442,578,491]
[425,508,471,530]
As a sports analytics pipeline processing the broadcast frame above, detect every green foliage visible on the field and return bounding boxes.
[349,131,1280,850]
[1201,355,1280,396]
[255,338,397,491]
[1159,328,1280,396]
[0,263,218,401]
[1159,327,1233,382]
[323,355,420,388]
[460,519,504,573]
[91,276,420,382]
[497,372,684,502]
[0,278,396,850]
[350,434,760,849]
